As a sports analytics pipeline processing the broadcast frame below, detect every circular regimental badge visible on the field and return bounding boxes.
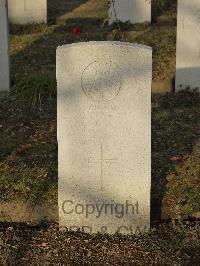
[81,60,122,102]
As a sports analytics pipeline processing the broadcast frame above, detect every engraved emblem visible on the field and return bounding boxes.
[81,60,122,102]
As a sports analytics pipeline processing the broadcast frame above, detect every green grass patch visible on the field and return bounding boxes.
[11,73,56,108]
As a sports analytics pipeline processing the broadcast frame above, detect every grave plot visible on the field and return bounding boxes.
[57,41,152,234]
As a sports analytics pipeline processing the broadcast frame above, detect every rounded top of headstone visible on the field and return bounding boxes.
[57,41,152,52]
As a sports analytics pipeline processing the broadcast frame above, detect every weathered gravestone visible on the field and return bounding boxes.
[57,41,152,234]
[176,0,200,91]
[7,0,47,24]
[109,0,151,25]
[0,0,10,91]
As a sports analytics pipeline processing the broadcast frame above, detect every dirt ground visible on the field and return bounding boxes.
[0,221,200,265]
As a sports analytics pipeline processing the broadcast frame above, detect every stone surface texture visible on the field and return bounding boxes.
[176,0,200,91]
[0,0,9,91]
[57,41,152,234]
[7,0,47,24]
[109,0,151,24]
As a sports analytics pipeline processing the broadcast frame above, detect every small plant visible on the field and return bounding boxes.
[11,73,56,108]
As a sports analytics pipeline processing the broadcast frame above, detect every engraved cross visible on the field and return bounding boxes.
[88,144,118,191]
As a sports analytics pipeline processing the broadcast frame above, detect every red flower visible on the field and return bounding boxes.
[71,26,81,36]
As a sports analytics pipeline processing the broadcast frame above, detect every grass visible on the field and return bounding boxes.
[1,88,200,220]
[152,90,200,218]
[11,73,56,107]
[0,91,57,205]
[1,0,199,218]
[10,0,177,82]
[163,139,200,218]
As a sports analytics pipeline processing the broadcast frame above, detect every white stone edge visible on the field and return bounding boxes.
[56,41,152,52]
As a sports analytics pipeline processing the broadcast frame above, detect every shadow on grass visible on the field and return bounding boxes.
[10,23,107,83]
[151,91,200,220]
[47,0,108,25]
[47,0,89,23]
[152,0,177,23]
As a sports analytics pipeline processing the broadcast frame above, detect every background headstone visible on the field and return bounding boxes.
[176,0,200,91]
[0,0,10,91]
[8,0,47,24]
[109,0,151,24]
[57,41,152,235]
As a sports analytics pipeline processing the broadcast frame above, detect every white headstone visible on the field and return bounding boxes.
[57,41,152,235]
[0,0,10,91]
[109,0,151,25]
[7,0,47,24]
[176,0,200,91]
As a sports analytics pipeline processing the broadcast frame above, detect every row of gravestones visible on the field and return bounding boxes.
[6,0,151,25]
[1,0,200,92]
[0,0,200,234]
